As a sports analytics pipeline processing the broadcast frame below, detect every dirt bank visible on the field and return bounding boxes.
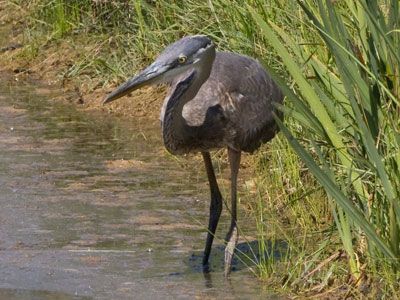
[0,2,165,121]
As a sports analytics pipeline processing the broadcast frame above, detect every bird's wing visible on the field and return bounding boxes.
[181,52,283,152]
[221,58,283,152]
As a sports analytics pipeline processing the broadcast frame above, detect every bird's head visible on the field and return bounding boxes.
[103,35,215,104]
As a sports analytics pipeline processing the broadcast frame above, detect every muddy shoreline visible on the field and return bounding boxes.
[0,2,166,122]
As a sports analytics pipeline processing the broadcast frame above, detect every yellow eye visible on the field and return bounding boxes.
[178,56,187,63]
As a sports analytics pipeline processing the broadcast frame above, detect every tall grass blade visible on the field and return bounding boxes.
[275,116,397,262]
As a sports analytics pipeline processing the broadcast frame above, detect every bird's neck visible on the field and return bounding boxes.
[162,52,215,154]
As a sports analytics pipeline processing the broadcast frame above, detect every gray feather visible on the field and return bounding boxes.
[165,51,283,154]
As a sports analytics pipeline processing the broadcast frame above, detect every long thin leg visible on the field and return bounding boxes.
[201,152,223,266]
[224,148,241,276]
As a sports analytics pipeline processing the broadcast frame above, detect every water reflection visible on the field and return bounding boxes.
[0,288,93,300]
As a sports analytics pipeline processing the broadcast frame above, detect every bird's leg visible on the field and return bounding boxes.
[202,152,223,266]
[224,148,241,276]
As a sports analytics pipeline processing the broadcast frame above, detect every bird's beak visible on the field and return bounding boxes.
[103,62,170,104]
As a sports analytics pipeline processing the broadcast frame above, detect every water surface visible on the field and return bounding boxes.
[0,75,286,299]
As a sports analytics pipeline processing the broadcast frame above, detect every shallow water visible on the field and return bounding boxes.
[0,76,286,300]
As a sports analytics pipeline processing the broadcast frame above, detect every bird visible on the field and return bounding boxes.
[103,35,283,276]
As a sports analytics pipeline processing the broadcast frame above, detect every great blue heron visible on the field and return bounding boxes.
[103,35,283,275]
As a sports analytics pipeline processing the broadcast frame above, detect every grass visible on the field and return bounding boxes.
[5,0,400,297]
[248,0,400,296]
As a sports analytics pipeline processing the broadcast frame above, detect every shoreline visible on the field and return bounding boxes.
[0,2,165,122]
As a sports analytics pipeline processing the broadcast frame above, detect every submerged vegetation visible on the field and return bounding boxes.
[3,0,400,298]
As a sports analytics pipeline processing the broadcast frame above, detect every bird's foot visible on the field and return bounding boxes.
[224,225,238,276]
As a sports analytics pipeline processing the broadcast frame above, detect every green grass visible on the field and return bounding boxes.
[248,0,400,296]
[8,0,400,297]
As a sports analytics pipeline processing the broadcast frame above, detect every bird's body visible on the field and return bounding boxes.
[103,35,283,276]
[161,51,282,155]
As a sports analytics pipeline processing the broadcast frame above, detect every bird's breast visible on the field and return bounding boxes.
[162,106,234,155]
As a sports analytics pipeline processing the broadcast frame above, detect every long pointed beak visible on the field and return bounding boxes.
[103,62,170,104]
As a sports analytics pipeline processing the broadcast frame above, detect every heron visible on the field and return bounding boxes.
[103,35,283,275]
